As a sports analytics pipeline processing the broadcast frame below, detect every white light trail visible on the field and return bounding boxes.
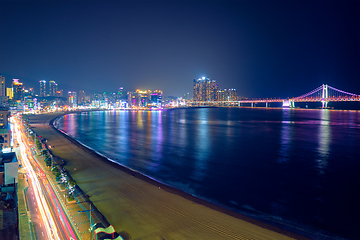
[12,117,60,240]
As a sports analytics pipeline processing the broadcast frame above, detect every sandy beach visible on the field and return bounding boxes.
[28,112,307,240]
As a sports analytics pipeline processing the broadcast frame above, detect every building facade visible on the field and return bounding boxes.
[78,90,85,105]
[12,79,23,101]
[39,80,46,97]
[218,89,238,101]
[68,91,77,108]
[49,80,57,96]
[0,152,18,188]
[6,88,13,100]
[0,75,5,97]
[0,76,8,107]
[150,90,163,107]
[193,77,219,101]
[0,108,11,150]
[55,90,63,97]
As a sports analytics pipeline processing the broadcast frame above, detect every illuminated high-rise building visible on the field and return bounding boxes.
[117,87,124,100]
[68,91,77,108]
[6,88,13,100]
[78,90,85,104]
[0,75,5,97]
[193,77,206,101]
[227,89,237,101]
[23,88,33,98]
[218,89,237,101]
[206,79,219,101]
[127,90,151,107]
[0,75,7,107]
[49,80,57,96]
[29,88,34,96]
[55,90,63,97]
[39,80,46,97]
[193,77,219,101]
[136,89,149,107]
[127,91,134,107]
[12,79,23,101]
[150,90,163,106]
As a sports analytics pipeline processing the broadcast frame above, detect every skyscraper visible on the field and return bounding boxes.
[29,88,34,96]
[150,90,163,107]
[117,87,124,100]
[127,91,134,107]
[12,79,23,101]
[206,79,219,101]
[6,88,13,100]
[55,90,63,97]
[68,91,77,108]
[193,77,206,101]
[193,77,219,101]
[49,80,57,96]
[39,80,46,97]
[218,89,237,101]
[0,75,5,97]
[78,90,85,104]
[135,89,149,107]
[227,89,237,101]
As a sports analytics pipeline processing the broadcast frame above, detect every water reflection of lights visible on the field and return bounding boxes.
[278,109,293,163]
[152,111,163,169]
[136,111,144,128]
[117,111,130,163]
[317,110,330,174]
[193,109,209,181]
[178,110,187,153]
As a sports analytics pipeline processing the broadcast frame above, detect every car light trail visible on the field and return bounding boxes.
[12,117,61,240]
[12,116,82,240]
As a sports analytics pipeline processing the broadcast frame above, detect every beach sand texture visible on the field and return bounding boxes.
[28,113,306,240]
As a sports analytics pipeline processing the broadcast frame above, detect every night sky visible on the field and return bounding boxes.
[1,0,359,98]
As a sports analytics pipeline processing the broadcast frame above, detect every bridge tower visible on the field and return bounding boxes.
[282,99,295,108]
[322,84,329,108]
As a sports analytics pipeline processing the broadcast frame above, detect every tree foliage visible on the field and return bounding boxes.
[36,139,42,150]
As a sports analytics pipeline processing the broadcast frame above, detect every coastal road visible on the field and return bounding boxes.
[25,178,48,240]
[13,116,82,240]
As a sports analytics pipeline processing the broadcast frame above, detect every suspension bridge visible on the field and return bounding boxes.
[189,84,360,108]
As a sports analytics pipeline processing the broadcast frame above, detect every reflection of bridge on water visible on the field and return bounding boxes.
[189,84,360,108]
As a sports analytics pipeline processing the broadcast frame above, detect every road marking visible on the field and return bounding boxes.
[40,223,41,227]
[42,232,44,236]
[36,208,38,212]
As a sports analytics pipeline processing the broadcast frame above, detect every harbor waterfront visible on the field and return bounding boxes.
[28,111,303,240]
[31,107,359,239]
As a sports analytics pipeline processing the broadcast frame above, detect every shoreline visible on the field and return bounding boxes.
[51,113,313,238]
[29,112,309,240]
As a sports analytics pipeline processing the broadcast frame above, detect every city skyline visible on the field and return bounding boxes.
[1,1,359,99]
[1,74,238,100]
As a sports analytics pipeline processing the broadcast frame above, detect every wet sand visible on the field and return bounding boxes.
[28,112,307,240]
